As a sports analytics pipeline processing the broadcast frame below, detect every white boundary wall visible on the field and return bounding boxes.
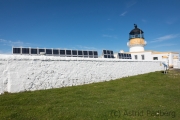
[0,54,164,94]
[178,61,180,68]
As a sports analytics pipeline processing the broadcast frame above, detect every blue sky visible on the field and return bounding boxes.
[0,0,180,55]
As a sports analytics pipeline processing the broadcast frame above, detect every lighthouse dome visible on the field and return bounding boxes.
[129,24,144,40]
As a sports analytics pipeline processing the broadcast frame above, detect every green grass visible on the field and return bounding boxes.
[0,70,180,120]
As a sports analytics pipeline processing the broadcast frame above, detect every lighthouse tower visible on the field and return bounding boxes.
[127,24,146,52]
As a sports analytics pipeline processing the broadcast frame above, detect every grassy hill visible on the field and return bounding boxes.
[0,70,180,120]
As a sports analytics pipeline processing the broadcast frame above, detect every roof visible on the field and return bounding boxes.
[129,24,144,35]
[124,50,179,54]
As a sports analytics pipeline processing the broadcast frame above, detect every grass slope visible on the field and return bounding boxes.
[0,70,180,120]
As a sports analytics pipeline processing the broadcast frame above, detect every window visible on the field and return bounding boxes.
[124,54,127,59]
[103,50,107,54]
[31,49,37,54]
[22,48,29,54]
[72,50,77,55]
[78,51,83,55]
[39,49,45,54]
[141,55,144,60]
[129,54,132,59]
[83,51,88,55]
[118,53,131,59]
[89,51,93,55]
[13,48,21,54]
[46,49,52,54]
[53,49,59,55]
[107,50,110,54]
[122,54,124,59]
[66,50,71,55]
[119,53,122,59]
[153,57,158,60]
[104,55,107,58]
[130,35,135,38]
[94,51,98,55]
[135,55,138,60]
[102,50,114,58]
[60,50,65,55]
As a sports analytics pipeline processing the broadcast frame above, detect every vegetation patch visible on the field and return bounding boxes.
[0,70,179,120]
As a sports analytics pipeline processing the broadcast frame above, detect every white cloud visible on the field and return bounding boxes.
[75,45,98,50]
[150,34,180,43]
[0,39,31,47]
[165,18,178,25]
[142,19,147,23]
[166,21,173,25]
[102,34,118,39]
[126,0,137,8]
[102,34,111,37]
[120,1,137,17]
[69,45,99,51]
[120,11,127,16]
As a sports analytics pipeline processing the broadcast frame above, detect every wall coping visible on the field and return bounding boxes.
[0,54,163,62]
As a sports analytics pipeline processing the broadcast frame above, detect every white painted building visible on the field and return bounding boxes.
[117,24,180,68]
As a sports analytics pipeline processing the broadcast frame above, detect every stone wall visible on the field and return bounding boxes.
[0,54,164,94]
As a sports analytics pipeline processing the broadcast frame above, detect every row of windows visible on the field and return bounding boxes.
[14,48,165,60]
[134,55,144,60]
[102,50,113,55]
[103,55,114,58]
[134,55,168,60]
[134,55,167,60]
[102,50,114,58]
[13,48,98,58]
[118,53,132,59]
[129,34,144,39]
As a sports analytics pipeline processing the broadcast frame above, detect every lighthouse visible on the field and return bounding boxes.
[127,24,147,52]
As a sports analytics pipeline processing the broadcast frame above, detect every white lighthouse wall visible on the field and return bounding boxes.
[129,46,145,52]
[0,54,164,94]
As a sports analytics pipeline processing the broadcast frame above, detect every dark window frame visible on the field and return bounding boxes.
[60,50,65,55]
[89,51,93,55]
[53,49,59,55]
[39,49,45,54]
[141,55,145,60]
[31,48,38,54]
[135,55,138,60]
[13,48,21,54]
[72,50,77,55]
[22,48,30,54]
[46,49,52,54]
[66,50,72,55]
[153,57,158,60]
